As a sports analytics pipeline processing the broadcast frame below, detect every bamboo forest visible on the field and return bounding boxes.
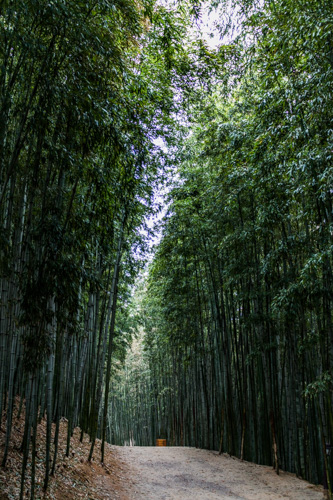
[0,0,332,498]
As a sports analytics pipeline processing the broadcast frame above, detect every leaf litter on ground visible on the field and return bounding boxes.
[0,397,131,499]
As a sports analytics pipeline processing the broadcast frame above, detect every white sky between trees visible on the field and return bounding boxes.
[140,2,237,262]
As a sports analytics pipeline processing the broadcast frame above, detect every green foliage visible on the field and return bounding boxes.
[117,0,333,489]
[0,0,206,495]
[2,0,333,494]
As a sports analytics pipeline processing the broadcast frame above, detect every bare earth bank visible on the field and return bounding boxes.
[114,446,323,500]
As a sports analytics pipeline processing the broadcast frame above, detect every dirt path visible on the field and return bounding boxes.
[115,446,323,500]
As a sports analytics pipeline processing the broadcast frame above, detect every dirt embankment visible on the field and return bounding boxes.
[0,406,130,499]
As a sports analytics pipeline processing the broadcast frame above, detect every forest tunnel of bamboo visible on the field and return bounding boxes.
[1,0,333,498]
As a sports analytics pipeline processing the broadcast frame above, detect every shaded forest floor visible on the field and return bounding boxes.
[0,400,132,499]
[0,403,325,499]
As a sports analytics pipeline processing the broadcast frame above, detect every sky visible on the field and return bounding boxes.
[198,4,223,48]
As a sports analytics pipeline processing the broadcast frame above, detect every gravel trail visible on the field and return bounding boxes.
[114,446,323,499]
